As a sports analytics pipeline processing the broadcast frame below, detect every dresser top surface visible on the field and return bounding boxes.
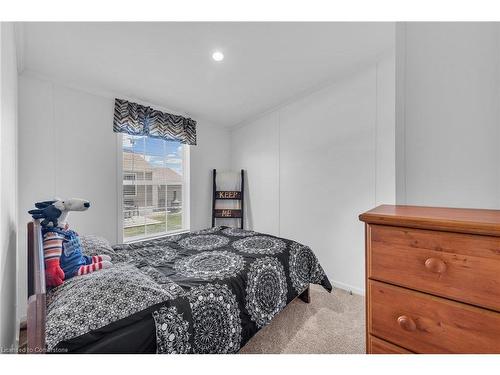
[359,205,500,236]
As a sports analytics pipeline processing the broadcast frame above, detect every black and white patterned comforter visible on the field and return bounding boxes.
[46,226,332,353]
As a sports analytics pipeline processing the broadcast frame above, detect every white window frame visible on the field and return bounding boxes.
[116,133,191,243]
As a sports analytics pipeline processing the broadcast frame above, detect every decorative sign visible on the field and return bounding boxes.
[216,191,242,200]
[214,209,242,218]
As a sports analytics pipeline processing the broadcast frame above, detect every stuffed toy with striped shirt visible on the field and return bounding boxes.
[29,198,112,288]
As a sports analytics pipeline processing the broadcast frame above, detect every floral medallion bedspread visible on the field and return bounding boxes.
[46,226,332,353]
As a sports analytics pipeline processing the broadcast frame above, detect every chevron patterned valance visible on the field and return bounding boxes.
[113,98,197,145]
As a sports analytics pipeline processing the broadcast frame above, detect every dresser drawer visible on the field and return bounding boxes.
[368,335,412,354]
[368,225,500,311]
[368,280,500,353]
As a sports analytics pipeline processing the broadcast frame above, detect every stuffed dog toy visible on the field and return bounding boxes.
[29,198,112,287]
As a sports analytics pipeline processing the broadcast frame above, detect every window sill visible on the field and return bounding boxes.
[122,228,190,244]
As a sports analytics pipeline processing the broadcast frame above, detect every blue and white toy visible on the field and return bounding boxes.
[29,198,112,287]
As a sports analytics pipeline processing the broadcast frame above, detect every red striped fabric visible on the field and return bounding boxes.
[78,261,105,275]
[43,233,63,261]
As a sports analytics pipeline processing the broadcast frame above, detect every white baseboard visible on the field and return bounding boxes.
[330,279,365,296]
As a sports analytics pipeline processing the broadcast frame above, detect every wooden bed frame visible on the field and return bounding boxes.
[27,220,46,353]
[26,220,310,353]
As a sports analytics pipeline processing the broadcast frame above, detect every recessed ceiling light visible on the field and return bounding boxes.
[212,51,224,62]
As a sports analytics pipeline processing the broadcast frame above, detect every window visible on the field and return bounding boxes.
[124,172,136,181]
[123,185,136,197]
[121,134,189,241]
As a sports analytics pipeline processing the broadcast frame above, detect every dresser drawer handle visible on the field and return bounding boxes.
[397,315,416,332]
[424,257,447,274]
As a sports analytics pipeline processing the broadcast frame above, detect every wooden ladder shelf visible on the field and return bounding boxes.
[212,169,244,229]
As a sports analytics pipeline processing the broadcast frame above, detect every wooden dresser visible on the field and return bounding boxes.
[359,205,500,354]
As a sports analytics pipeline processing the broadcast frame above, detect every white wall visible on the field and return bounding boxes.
[0,22,19,351]
[17,75,118,320]
[17,73,231,320]
[230,53,395,294]
[190,122,232,231]
[228,111,280,235]
[396,22,500,209]
[375,56,396,205]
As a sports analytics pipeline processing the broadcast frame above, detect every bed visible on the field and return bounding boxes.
[27,222,332,353]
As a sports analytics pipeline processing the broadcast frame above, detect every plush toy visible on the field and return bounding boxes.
[29,198,112,288]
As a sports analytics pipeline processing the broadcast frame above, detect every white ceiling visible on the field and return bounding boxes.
[20,22,394,127]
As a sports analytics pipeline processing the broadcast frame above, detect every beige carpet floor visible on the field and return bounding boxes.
[239,285,365,354]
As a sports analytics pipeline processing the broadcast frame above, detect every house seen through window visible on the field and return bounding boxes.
[122,134,188,241]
